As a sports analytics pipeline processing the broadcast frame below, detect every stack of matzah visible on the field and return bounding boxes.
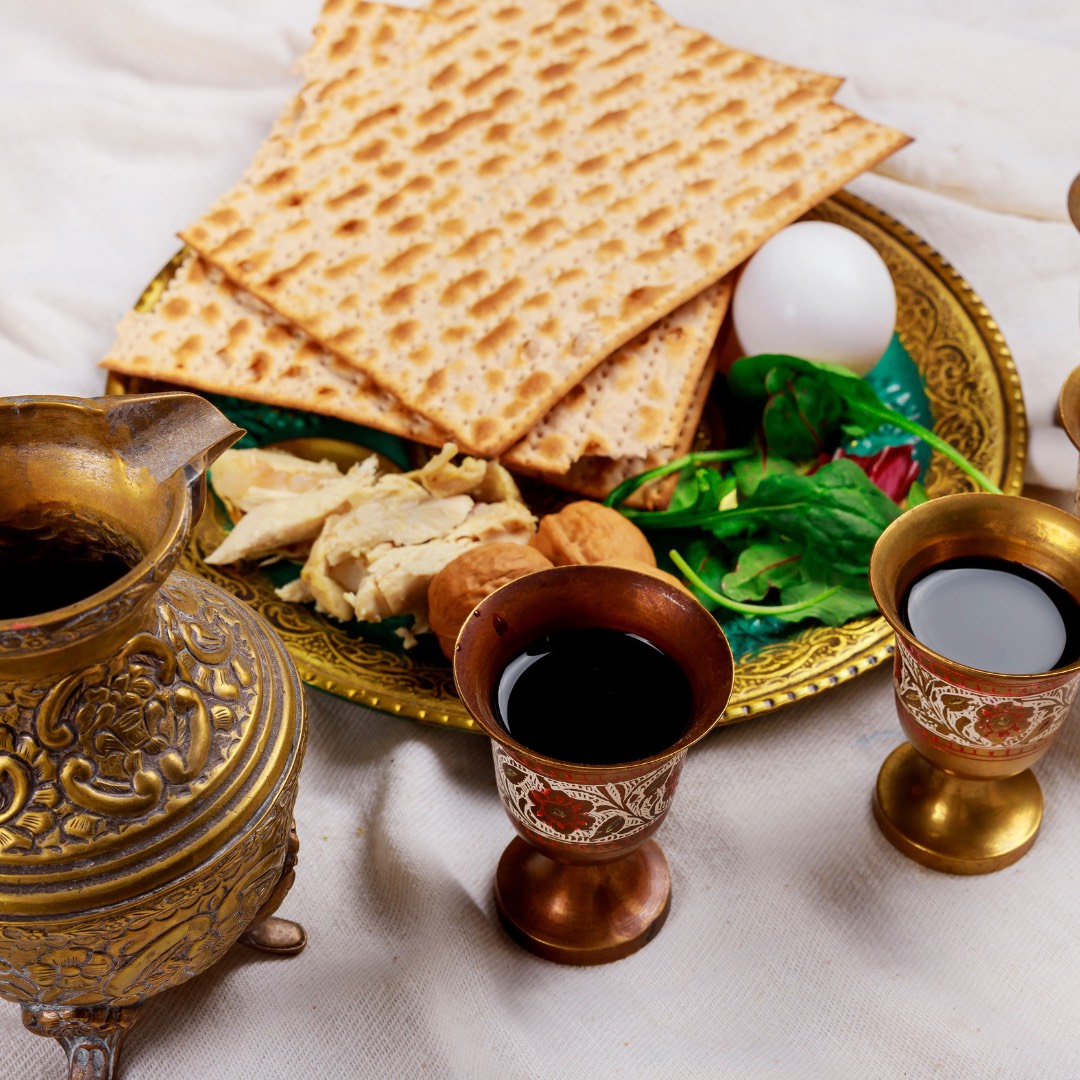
[101,0,908,505]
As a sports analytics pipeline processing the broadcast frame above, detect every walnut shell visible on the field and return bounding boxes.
[595,558,695,598]
[428,542,553,659]
[529,501,656,568]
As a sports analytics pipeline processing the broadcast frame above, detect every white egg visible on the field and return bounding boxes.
[732,221,897,375]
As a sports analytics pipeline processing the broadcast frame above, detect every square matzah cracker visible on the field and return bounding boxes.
[103,1,736,469]
[181,0,908,457]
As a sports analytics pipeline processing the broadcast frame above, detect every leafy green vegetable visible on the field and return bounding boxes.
[760,367,845,459]
[720,541,804,601]
[728,353,1001,495]
[731,442,801,499]
[606,350,997,647]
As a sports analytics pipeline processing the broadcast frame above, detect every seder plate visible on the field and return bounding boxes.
[106,190,1027,732]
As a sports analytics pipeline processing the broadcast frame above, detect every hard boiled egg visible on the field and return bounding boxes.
[732,221,896,375]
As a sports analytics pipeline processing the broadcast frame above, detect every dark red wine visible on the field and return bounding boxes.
[0,516,138,620]
[901,556,1080,674]
[493,627,692,765]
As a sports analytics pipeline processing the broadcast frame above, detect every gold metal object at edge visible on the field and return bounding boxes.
[454,565,734,963]
[0,394,308,1078]
[868,492,1080,873]
[105,191,1027,731]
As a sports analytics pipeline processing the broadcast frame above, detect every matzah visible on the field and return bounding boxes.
[105,0,821,474]
[180,0,909,457]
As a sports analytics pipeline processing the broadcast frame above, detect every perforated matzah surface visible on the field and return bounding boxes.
[181,0,908,456]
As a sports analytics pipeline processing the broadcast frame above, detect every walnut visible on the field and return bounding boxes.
[595,558,695,597]
[529,501,656,568]
[428,542,553,658]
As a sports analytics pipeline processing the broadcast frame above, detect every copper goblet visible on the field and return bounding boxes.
[454,564,733,965]
[869,492,1080,874]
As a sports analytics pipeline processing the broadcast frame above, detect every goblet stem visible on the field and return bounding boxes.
[494,837,671,965]
[873,743,1044,874]
[22,1004,140,1080]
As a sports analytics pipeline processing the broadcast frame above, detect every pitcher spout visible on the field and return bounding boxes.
[94,392,244,484]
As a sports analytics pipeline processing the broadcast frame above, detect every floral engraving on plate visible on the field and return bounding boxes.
[895,641,1078,749]
[492,744,684,845]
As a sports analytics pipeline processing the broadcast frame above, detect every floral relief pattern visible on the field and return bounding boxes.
[0,577,256,855]
[493,745,684,846]
[895,641,1078,750]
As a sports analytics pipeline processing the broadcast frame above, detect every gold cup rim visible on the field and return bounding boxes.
[452,564,735,772]
[0,395,191,634]
[869,491,1080,682]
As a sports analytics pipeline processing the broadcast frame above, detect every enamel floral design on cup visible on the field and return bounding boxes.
[492,744,684,846]
[894,639,1079,753]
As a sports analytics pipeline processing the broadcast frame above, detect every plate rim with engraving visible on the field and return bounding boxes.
[105,190,1028,733]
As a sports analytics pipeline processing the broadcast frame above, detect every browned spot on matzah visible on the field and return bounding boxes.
[416,109,495,153]
[471,277,524,318]
[522,217,564,244]
[637,206,674,231]
[328,327,362,349]
[466,63,510,95]
[325,254,369,279]
[256,167,295,193]
[264,323,290,347]
[326,183,370,209]
[208,208,239,228]
[389,214,424,235]
[389,320,419,345]
[472,418,497,445]
[352,139,388,163]
[477,316,519,353]
[383,243,431,274]
[441,269,488,305]
[378,161,407,179]
[335,218,366,237]
[382,284,416,312]
[430,62,458,90]
[451,229,500,259]
[163,297,190,320]
[540,83,577,106]
[576,154,607,175]
[349,105,400,139]
[479,154,513,176]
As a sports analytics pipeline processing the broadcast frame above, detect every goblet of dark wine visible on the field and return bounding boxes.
[454,564,733,965]
[869,492,1080,873]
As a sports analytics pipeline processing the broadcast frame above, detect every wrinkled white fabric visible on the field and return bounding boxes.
[1,2,1079,1077]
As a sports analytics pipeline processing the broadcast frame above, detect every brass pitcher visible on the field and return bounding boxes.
[0,393,307,1079]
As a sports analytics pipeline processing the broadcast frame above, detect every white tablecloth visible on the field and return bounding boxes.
[2,3,1079,1077]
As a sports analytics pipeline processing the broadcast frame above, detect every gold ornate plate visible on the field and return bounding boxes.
[106,190,1027,732]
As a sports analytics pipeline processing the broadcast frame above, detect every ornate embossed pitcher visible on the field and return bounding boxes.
[0,394,307,1079]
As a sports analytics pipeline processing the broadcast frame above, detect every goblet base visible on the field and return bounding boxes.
[873,743,1043,874]
[494,837,671,965]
